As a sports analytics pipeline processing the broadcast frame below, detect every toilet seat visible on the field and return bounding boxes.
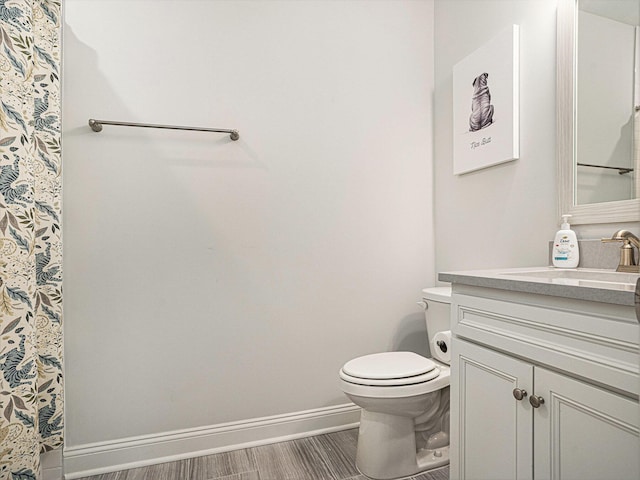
[340,352,440,387]
[340,362,450,399]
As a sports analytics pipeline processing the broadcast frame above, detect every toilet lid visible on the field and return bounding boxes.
[342,352,437,381]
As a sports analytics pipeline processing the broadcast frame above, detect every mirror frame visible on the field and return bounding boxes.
[557,0,640,224]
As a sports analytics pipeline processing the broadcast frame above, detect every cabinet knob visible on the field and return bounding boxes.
[512,388,527,401]
[529,395,545,408]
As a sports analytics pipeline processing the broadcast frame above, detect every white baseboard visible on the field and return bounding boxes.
[64,403,360,479]
[43,466,63,480]
[41,449,63,480]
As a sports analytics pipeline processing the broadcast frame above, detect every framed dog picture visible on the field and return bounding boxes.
[452,25,519,175]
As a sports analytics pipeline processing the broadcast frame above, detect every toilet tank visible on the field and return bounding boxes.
[421,287,452,364]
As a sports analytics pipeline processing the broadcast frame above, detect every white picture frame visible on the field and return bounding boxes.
[453,24,520,175]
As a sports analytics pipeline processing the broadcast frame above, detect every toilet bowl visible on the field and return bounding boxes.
[339,287,451,480]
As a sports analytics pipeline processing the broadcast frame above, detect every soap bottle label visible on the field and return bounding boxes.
[554,235,576,261]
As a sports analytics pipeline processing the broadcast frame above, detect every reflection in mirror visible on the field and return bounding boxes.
[576,0,639,205]
[557,0,640,224]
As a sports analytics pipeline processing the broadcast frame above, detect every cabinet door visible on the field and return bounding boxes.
[451,338,534,480]
[534,367,639,480]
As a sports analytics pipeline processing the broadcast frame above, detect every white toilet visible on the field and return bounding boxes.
[339,287,452,480]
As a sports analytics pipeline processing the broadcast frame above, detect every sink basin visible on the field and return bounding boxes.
[499,268,639,292]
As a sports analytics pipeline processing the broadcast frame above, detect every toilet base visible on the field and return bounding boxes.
[355,410,449,480]
[416,445,450,472]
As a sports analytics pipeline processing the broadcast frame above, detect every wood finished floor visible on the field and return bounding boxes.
[77,428,449,480]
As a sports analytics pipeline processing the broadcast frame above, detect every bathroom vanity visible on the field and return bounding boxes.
[439,267,639,480]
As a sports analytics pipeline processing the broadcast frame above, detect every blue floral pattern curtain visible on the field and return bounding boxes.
[0,0,62,478]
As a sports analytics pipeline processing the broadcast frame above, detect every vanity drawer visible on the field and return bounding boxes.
[452,291,639,396]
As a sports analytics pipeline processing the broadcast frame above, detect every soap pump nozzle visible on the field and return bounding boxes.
[560,214,572,230]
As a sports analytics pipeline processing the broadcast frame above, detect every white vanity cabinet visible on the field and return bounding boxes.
[448,285,639,480]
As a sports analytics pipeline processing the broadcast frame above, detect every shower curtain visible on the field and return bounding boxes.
[0,1,62,478]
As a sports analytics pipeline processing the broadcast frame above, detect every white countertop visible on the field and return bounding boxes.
[439,266,639,307]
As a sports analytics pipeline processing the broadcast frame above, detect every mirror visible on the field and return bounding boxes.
[576,0,639,205]
[557,0,640,224]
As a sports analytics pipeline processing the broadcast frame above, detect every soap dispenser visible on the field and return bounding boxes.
[552,214,579,268]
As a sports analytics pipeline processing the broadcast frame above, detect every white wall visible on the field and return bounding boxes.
[433,0,559,274]
[432,0,637,274]
[63,0,435,455]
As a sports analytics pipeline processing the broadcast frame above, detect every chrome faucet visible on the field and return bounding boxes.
[602,230,640,273]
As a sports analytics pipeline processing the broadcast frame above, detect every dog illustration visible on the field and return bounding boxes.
[469,72,494,132]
